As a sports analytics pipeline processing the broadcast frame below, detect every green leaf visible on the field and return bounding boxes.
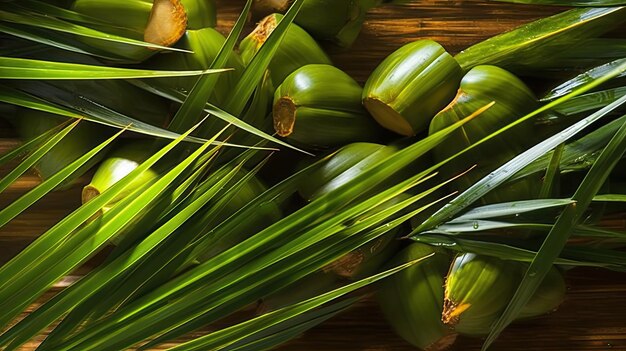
[49,167,443,350]
[0,136,228,350]
[167,255,431,351]
[0,84,257,147]
[222,0,306,114]
[0,8,190,53]
[515,114,626,179]
[450,198,574,222]
[551,86,626,115]
[66,187,409,349]
[0,57,224,80]
[31,150,223,349]
[221,299,355,351]
[0,127,123,230]
[593,194,626,202]
[491,0,626,5]
[412,234,625,269]
[49,160,263,339]
[15,0,113,26]
[538,143,564,198]
[0,124,203,328]
[430,219,626,240]
[132,81,308,154]
[27,96,476,350]
[138,177,451,350]
[483,114,626,350]
[0,23,131,61]
[167,0,254,133]
[414,61,626,234]
[454,7,626,71]
[0,118,66,169]
[543,59,626,101]
[0,119,78,194]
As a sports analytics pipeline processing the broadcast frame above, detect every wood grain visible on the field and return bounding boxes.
[2,1,626,350]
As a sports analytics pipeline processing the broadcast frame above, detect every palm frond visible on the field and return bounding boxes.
[0,119,78,194]
[482,107,626,350]
[415,61,626,233]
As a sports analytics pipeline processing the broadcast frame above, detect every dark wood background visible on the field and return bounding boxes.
[1,0,626,350]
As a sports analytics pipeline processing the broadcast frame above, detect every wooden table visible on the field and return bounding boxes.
[2,0,626,350]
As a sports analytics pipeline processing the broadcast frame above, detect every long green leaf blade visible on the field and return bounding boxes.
[0,119,78,194]
[0,126,123,229]
[0,84,249,147]
[0,124,198,297]
[132,81,307,154]
[483,115,626,350]
[455,7,626,71]
[0,57,224,80]
[0,135,226,350]
[167,0,254,132]
[0,8,190,53]
[412,234,623,269]
[415,61,626,233]
[168,256,432,351]
[0,120,65,169]
[222,0,305,114]
[543,59,626,100]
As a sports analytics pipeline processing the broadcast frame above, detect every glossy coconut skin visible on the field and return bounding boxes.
[444,253,566,336]
[297,142,399,202]
[363,40,463,136]
[378,243,457,350]
[444,253,523,336]
[147,27,243,106]
[71,0,216,62]
[429,65,538,204]
[273,64,382,149]
[239,13,332,88]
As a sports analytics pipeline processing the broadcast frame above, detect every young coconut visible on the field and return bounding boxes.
[273,64,383,149]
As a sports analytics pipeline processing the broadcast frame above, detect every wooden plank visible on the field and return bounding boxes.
[1,1,626,350]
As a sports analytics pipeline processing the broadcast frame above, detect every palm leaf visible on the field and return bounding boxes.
[0,57,222,80]
[0,124,205,328]
[132,81,307,153]
[0,119,64,167]
[515,114,626,179]
[455,7,626,71]
[167,0,254,133]
[55,181,438,351]
[29,150,226,349]
[482,110,626,350]
[219,299,355,351]
[15,0,115,26]
[414,60,626,233]
[543,59,626,101]
[0,119,78,194]
[222,0,305,114]
[430,220,626,240]
[594,194,626,201]
[491,0,626,5]
[42,112,476,350]
[0,141,233,350]
[137,176,454,349]
[413,234,626,269]
[538,143,563,198]
[49,159,269,340]
[551,86,626,116]
[0,7,189,53]
[0,84,258,147]
[0,126,123,229]
[0,23,135,61]
[167,257,431,351]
